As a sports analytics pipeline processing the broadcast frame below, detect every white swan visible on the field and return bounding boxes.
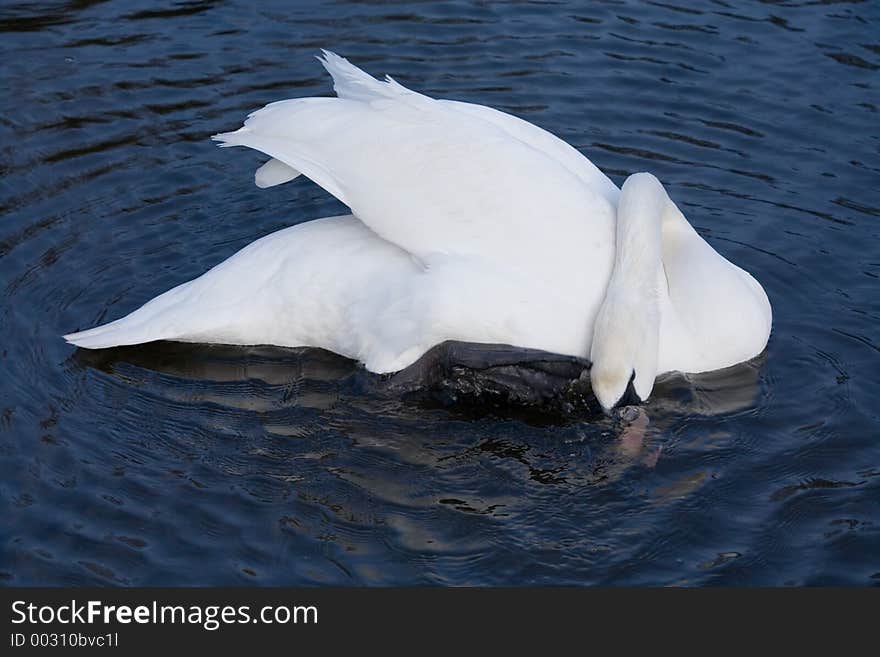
[64,52,772,411]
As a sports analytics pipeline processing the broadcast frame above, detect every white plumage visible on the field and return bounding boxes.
[64,51,772,410]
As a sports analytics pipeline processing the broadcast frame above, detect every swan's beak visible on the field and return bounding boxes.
[595,369,641,415]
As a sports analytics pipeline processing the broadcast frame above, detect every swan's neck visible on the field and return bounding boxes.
[590,172,669,411]
[610,180,665,296]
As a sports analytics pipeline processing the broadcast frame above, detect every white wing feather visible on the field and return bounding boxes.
[212,52,615,286]
[317,50,619,204]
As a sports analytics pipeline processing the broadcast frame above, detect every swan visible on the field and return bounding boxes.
[64,51,772,411]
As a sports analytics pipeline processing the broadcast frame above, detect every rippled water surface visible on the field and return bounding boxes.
[2,0,879,586]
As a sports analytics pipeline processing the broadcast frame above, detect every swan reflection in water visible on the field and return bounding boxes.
[72,340,765,480]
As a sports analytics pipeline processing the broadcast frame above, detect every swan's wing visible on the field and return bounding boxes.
[318,51,619,204]
[436,101,620,206]
[64,216,420,365]
[212,52,615,275]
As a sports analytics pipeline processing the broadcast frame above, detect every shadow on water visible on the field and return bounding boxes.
[72,340,765,424]
[69,340,767,492]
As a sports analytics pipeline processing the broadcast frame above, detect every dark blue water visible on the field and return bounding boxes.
[1,0,878,586]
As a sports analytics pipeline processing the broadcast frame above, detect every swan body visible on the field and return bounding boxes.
[64,52,772,410]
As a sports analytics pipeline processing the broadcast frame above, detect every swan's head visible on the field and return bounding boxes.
[590,172,665,413]
[589,297,656,413]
